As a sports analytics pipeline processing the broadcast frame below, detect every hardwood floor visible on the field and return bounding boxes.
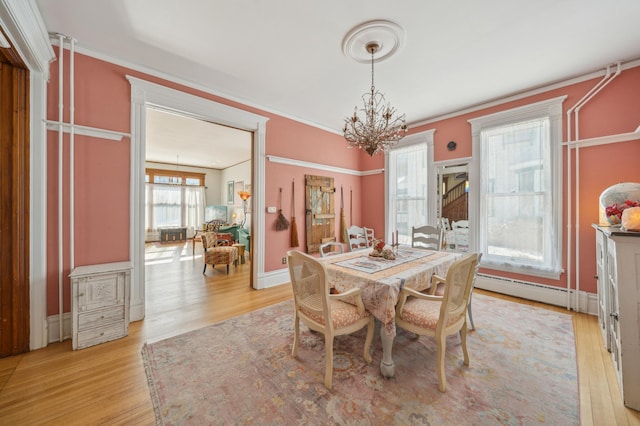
[0,241,638,425]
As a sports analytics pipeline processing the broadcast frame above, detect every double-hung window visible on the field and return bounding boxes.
[469,96,565,279]
[145,168,206,235]
[386,130,435,245]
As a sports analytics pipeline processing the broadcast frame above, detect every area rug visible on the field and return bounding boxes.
[142,293,579,425]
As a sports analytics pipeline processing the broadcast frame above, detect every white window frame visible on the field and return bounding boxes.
[385,130,435,245]
[468,96,566,279]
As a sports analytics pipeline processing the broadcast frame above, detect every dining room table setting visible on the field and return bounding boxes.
[319,244,463,377]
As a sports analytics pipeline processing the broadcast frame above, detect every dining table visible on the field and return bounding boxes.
[319,246,463,378]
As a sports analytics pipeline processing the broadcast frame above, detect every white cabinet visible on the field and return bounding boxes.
[594,229,610,350]
[594,226,640,411]
[70,261,131,350]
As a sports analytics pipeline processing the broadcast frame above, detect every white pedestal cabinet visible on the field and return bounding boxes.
[593,226,640,411]
[70,261,132,350]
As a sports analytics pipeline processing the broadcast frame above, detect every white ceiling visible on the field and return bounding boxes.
[35,0,640,168]
[145,108,251,169]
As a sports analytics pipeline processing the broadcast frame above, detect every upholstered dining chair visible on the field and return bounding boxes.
[346,225,368,251]
[319,241,345,257]
[395,252,478,392]
[429,252,482,330]
[287,250,374,389]
[411,225,443,250]
[202,231,238,274]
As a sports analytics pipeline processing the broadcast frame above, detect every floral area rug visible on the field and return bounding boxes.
[142,293,579,425]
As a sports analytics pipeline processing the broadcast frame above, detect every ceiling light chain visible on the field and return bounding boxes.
[343,42,407,156]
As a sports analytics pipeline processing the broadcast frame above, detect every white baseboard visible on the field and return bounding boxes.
[46,312,73,344]
[476,273,597,315]
[257,268,290,289]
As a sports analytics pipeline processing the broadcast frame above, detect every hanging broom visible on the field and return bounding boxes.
[275,187,289,231]
[290,179,299,247]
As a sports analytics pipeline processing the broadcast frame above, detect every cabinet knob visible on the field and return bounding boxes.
[593,275,598,280]
[610,313,619,321]
[79,293,84,297]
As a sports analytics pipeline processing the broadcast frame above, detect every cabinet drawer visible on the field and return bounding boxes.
[77,306,125,331]
[76,321,127,350]
[77,272,126,311]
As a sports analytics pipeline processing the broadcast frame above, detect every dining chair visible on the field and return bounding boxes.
[364,227,375,247]
[451,220,469,251]
[411,225,443,250]
[395,252,478,392]
[287,250,374,389]
[346,225,368,251]
[319,241,345,257]
[430,252,482,330]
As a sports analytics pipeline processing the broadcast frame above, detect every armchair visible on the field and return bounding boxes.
[287,250,374,389]
[202,232,238,274]
[395,253,478,392]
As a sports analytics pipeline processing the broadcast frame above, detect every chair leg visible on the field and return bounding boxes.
[461,324,470,366]
[467,290,475,330]
[226,264,229,274]
[324,334,334,390]
[203,264,207,274]
[436,334,447,392]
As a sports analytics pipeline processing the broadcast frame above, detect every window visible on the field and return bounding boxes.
[386,130,435,245]
[145,168,206,234]
[469,96,565,279]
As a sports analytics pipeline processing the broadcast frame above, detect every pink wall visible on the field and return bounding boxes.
[45,49,365,314]
[45,46,640,314]
[408,67,640,294]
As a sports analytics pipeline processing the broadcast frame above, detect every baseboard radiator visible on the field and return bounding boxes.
[475,273,597,315]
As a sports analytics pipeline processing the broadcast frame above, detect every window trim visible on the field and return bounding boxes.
[468,96,566,279]
[145,168,205,186]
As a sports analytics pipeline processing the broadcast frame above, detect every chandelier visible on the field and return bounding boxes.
[343,42,407,156]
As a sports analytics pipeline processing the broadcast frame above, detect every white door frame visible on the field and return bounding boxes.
[127,76,269,321]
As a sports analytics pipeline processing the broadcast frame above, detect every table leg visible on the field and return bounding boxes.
[380,324,395,378]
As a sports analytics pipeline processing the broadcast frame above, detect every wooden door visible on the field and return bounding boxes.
[305,175,335,254]
[0,44,31,356]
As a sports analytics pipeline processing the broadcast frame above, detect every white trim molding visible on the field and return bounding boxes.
[127,77,270,321]
[266,155,383,176]
[1,0,56,350]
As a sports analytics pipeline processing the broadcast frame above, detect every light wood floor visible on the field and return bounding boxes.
[0,241,638,425]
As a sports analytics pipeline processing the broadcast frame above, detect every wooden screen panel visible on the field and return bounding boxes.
[305,175,335,254]
[0,56,31,357]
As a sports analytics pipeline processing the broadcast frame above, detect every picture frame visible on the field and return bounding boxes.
[227,181,234,204]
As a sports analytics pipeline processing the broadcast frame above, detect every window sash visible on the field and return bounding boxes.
[469,96,565,279]
[389,143,428,245]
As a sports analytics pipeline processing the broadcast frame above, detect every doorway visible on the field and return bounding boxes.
[437,162,469,251]
[128,76,269,322]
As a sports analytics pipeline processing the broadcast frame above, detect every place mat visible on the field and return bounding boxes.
[333,247,436,274]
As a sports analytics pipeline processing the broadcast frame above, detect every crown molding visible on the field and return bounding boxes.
[0,0,55,75]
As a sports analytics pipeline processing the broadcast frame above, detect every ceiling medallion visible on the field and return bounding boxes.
[342,20,407,156]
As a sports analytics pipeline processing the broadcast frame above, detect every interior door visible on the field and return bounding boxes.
[0,47,31,356]
[305,175,335,254]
